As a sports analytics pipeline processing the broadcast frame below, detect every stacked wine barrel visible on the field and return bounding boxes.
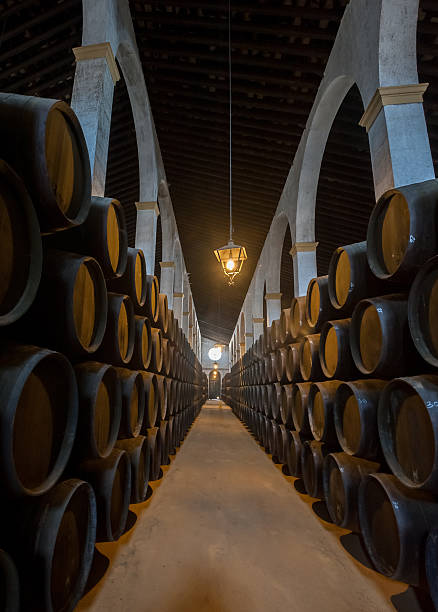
[0,93,205,612]
[224,178,438,601]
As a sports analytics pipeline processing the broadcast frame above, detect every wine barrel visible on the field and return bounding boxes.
[378,375,438,492]
[167,309,175,343]
[290,296,314,338]
[292,382,312,435]
[271,421,283,463]
[350,294,415,377]
[155,375,168,422]
[279,308,294,345]
[358,473,438,585]
[78,449,131,542]
[280,425,292,466]
[158,294,169,334]
[74,362,121,460]
[302,440,330,499]
[287,430,307,478]
[272,382,283,422]
[285,342,302,383]
[116,435,149,504]
[0,93,91,233]
[150,327,163,373]
[334,379,386,459]
[280,383,294,427]
[323,453,380,531]
[0,344,77,498]
[47,196,128,279]
[115,368,145,439]
[305,276,338,331]
[6,479,96,612]
[367,179,438,282]
[142,372,158,429]
[140,274,159,324]
[0,549,19,612]
[299,333,323,381]
[319,319,357,379]
[161,337,171,376]
[96,293,135,366]
[426,529,438,609]
[408,255,438,368]
[0,160,42,326]
[147,427,162,481]
[275,347,289,383]
[308,381,342,443]
[160,420,170,465]
[130,315,152,370]
[107,247,146,312]
[9,250,107,356]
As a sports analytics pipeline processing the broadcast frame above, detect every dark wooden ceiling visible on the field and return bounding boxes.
[0,0,437,344]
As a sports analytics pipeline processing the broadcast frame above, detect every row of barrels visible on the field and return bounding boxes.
[0,90,206,611]
[224,177,438,605]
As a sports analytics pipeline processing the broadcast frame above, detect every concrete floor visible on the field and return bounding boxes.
[77,402,428,612]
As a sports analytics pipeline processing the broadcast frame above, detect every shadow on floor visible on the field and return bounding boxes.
[340,533,374,570]
[83,549,110,596]
[391,586,435,611]
[293,479,307,494]
[312,500,333,523]
[124,510,138,534]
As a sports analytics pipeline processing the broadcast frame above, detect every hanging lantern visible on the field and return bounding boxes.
[214,240,247,285]
[213,1,247,286]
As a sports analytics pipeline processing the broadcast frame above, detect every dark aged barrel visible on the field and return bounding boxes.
[328,241,387,314]
[116,435,150,504]
[47,196,128,280]
[160,420,170,465]
[280,384,294,427]
[358,473,438,585]
[0,344,77,498]
[292,382,312,435]
[156,375,168,421]
[161,337,171,376]
[287,431,307,477]
[367,179,438,282]
[74,362,121,460]
[78,449,131,542]
[107,247,146,312]
[302,440,330,499]
[271,421,283,463]
[378,375,438,491]
[141,275,159,324]
[290,296,315,338]
[408,255,438,368]
[323,453,380,532]
[319,319,357,379]
[279,308,294,345]
[115,368,145,439]
[426,529,438,609]
[280,425,292,467]
[0,549,19,612]
[142,372,158,429]
[272,382,283,422]
[308,381,342,443]
[147,427,162,481]
[285,342,302,382]
[96,293,135,366]
[0,160,42,326]
[305,276,338,331]
[158,293,169,334]
[130,315,152,370]
[334,379,386,459]
[275,347,289,383]
[150,327,163,373]
[9,250,107,356]
[0,93,91,233]
[299,333,323,381]
[350,294,414,377]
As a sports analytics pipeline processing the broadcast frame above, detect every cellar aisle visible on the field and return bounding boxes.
[77,402,418,612]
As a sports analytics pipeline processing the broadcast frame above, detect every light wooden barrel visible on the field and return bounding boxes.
[107,247,146,311]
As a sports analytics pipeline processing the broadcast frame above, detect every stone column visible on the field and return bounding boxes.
[359,84,435,198]
[290,242,318,297]
[253,318,264,342]
[245,332,254,352]
[135,202,159,275]
[265,293,282,326]
[159,261,175,309]
[173,292,184,322]
[71,42,120,196]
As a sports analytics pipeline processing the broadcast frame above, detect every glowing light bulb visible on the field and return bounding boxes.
[226,258,235,271]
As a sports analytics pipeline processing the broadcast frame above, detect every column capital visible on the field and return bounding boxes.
[253,317,264,323]
[136,201,160,216]
[160,261,175,268]
[182,311,190,316]
[359,83,429,133]
[290,241,318,257]
[173,292,184,298]
[265,293,282,300]
[73,42,120,84]
[245,332,254,337]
